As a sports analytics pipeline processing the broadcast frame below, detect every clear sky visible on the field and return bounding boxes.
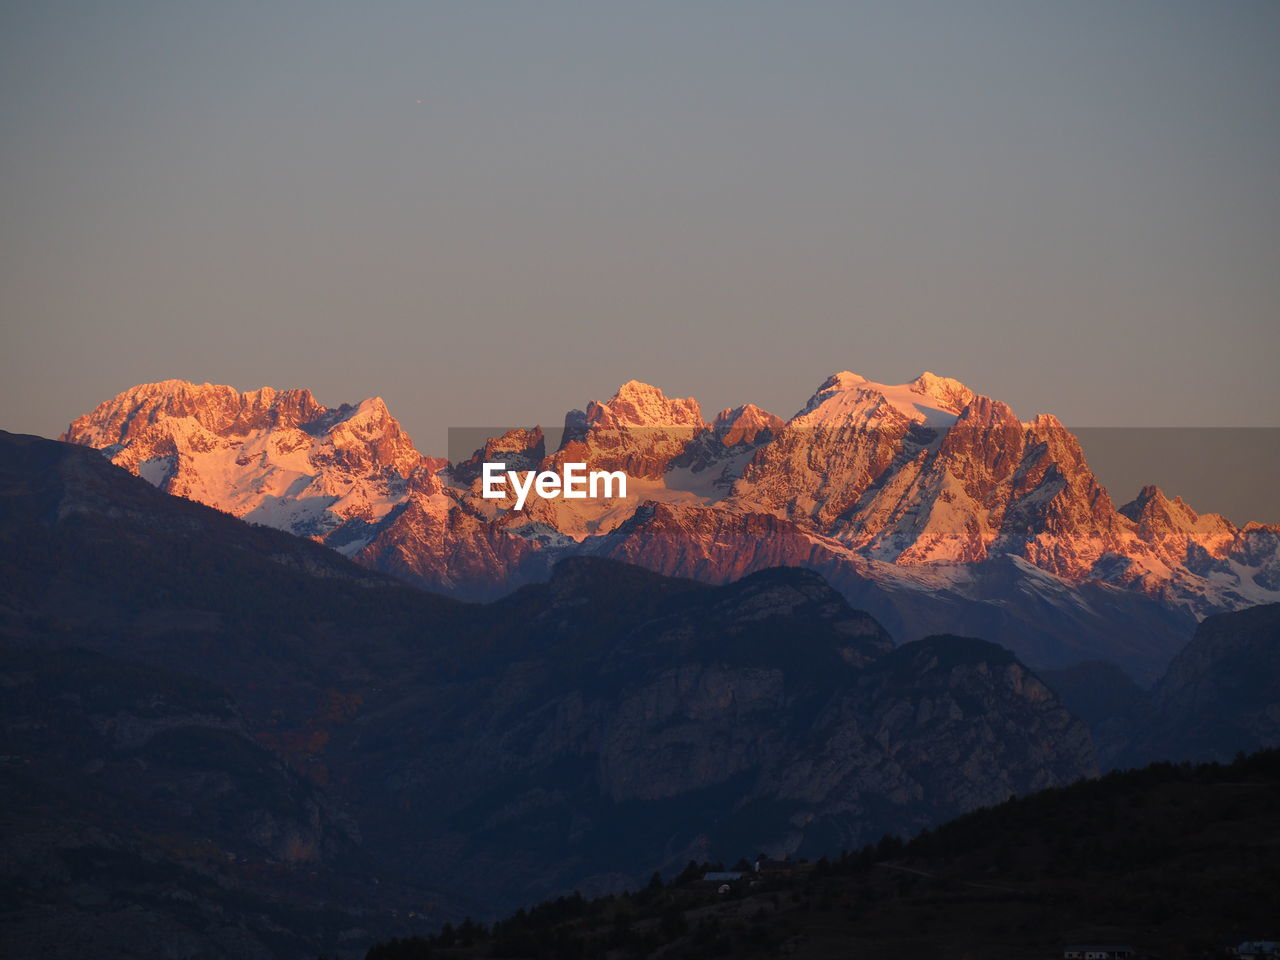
[3,1,1278,455]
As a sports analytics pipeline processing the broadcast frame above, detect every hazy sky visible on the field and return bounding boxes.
[3,1,1278,455]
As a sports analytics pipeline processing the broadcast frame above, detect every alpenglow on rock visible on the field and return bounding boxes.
[64,372,1280,679]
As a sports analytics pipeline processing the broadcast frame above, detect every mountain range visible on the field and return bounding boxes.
[62,372,1280,681]
[2,427,1277,958]
[0,430,1091,937]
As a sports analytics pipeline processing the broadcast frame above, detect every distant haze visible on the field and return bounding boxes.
[2,3,1277,510]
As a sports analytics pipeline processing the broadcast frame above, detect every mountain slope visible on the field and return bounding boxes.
[1119,603,1280,766]
[1,430,1097,917]
[333,561,1094,910]
[370,749,1280,959]
[0,646,454,960]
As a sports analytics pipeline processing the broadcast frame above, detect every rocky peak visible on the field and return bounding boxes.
[980,413,1136,580]
[585,380,705,430]
[711,404,784,448]
[1114,484,1241,583]
[549,382,705,480]
[482,426,546,465]
[322,397,422,477]
[797,371,870,415]
[63,380,329,447]
[869,635,1023,694]
[61,380,437,549]
[910,371,977,413]
[1118,485,1233,537]
[717,565,850,612]
[937,395,1025,484]
[452,426,548,485]
[736,373,934,529]
[662,404,784,480]
[818,370,870,393]
[1119,484,1165,522]
[795,371,966,430]
[1015,413,1097,494]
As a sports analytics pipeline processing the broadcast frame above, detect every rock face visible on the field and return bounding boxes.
[336,560,1095,907]
[62,372,1280,676]
[775,635,1095,832]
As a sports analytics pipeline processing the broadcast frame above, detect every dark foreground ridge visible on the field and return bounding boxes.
[366,749,1280,960]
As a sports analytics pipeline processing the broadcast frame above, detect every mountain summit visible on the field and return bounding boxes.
[63,380,440,543]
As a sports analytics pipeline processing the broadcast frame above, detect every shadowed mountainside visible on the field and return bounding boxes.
[1,431,1097,927]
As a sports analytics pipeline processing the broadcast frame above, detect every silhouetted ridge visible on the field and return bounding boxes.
[364,748,1280,958]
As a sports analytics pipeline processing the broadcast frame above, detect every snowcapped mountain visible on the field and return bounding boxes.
[60,380,543,591]
[62,372,1280,679]
[63,380,443,544]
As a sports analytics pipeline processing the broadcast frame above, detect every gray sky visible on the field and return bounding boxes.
[3,1,1278,462]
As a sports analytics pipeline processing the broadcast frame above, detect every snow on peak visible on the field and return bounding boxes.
[62,379,434,543]
[909,372,976,413]
[818,371,869,393]
[796,371,963,428]
[342,396,392,424]
[61,370,1280,619]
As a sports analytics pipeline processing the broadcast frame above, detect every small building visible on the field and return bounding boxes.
[1063,947,1133,960]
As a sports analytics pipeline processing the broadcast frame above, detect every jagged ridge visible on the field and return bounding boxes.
[61,373,1280,676]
